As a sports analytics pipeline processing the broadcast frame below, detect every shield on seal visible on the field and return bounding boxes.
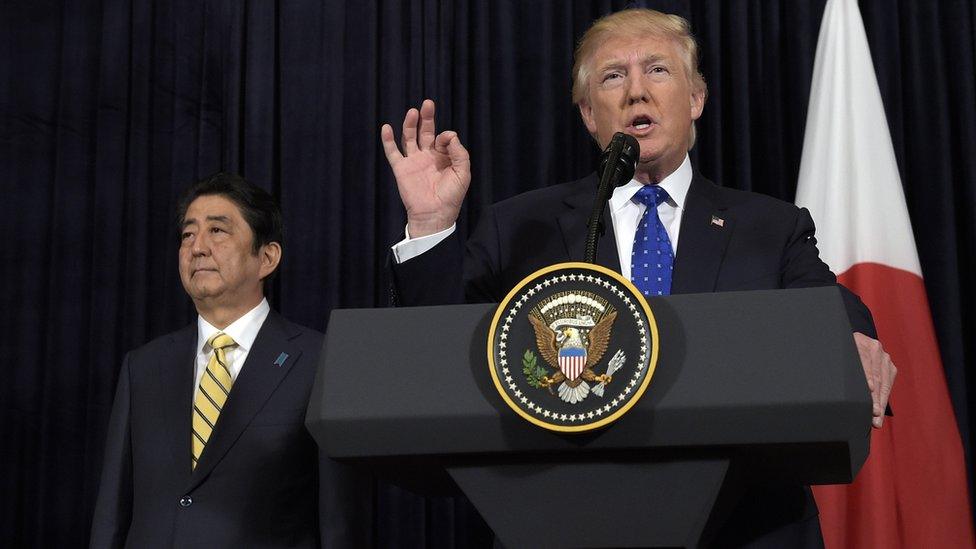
[558,346,587,382]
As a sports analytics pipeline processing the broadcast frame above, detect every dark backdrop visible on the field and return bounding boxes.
[2,0,974,546]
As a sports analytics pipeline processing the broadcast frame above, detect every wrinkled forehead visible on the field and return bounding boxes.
[586,32,683,71]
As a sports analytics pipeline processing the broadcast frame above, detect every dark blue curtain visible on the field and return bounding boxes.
[2,0,974,546]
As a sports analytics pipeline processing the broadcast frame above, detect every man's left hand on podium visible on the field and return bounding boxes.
[854,332,897,429]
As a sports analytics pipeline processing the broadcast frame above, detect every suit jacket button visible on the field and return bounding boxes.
[179,496,193,508]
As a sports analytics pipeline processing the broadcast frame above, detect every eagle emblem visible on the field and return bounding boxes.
[488,262,658,432]
[527,292,619,403]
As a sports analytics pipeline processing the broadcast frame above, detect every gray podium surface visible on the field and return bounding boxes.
[306,287,871,547]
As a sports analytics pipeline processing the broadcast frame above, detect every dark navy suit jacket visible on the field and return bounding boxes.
[391,172,876,547]
[90,311,370,548]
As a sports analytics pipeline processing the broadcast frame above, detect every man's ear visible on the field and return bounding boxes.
[579,101,597,135]
[690,87,706,121]
[258,242,282,280]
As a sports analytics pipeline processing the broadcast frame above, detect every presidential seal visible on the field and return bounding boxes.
[487,262,658,432]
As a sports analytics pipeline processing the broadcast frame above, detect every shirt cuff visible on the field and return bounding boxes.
[391,223,457,264]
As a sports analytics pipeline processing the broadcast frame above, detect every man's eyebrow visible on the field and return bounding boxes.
[181,215,231,228]
[596,53,669,72]
[596,58,627,72]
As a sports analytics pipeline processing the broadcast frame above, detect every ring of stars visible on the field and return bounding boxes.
[494,268,654,425]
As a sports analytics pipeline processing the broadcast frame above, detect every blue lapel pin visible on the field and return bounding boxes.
[273,352,289,367]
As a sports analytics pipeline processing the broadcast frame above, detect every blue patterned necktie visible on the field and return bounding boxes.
[630,185,674,297]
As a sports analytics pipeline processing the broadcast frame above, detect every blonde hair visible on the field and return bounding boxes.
[572,9,707,146]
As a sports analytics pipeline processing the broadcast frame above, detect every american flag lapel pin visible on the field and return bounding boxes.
[273,352,289,367]
[711,215,725,228]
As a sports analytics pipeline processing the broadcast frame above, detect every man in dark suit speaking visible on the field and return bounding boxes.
[91,173,364,548]
[381,8,896,547]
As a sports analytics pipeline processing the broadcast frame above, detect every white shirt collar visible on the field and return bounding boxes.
[196,298,271,354]
[609,154,693,213]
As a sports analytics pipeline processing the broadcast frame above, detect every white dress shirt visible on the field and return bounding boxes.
[392,155,694,282]
[608,154,691,280]
[193,298,271,393]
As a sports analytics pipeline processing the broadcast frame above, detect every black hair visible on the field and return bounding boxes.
[175,172,284,254]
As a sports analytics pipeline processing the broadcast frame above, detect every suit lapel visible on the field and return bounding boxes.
[671,174,734,294]
[158,324,197,476]
[557,174,621,273]
[187,311,302,488]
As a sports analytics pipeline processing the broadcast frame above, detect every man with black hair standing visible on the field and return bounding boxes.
[91,173,367,548]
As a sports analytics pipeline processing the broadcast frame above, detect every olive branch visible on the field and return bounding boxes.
[522,349,548,388]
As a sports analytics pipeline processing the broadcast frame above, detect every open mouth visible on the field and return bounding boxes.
[628,115,654,132]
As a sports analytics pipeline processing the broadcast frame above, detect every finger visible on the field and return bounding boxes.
[854,332,887,428]
[401,108,420,154]
[380,124,403,166]
[446,132,471,172]
[418,99,437,150]
[433,130,456,154]
[866,363,881,417]
[873,367,886,429]
[871,383,882,418]
[877,358,896,412]
[854,333,880,412]
[863,367,876,392]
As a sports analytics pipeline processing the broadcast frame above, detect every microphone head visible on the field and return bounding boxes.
[599,132,640,184]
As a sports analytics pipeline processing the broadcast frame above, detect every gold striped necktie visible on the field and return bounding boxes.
[192,332,237,469]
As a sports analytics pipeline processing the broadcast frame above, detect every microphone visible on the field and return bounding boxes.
[598,132,640,183]
[584,132,640,263]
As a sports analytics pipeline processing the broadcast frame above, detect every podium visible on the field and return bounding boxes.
[306,287,871,547]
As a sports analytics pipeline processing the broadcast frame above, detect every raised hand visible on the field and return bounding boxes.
[381,99,471,238]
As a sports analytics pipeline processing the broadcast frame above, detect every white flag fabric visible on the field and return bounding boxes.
[795,0,919,276]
